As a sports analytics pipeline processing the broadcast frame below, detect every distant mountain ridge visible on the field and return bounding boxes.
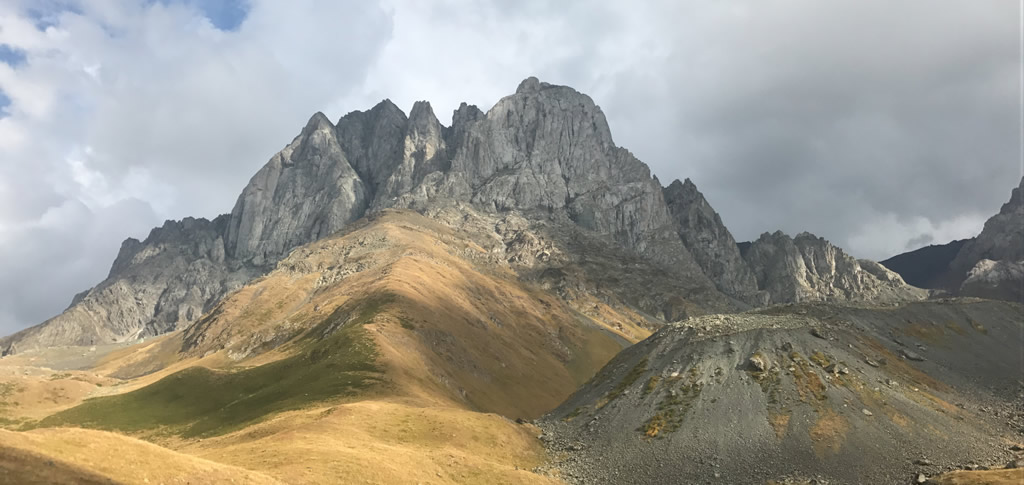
[881,176,1024,302]
[880,239,969,289]
[0,78,923,354]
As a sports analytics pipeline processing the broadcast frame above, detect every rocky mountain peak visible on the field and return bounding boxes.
[452,102,484,126]
[515,75,545,93]
[408,101,438,129]
[999,175,1024,214]
[301,111,334,135]
[663,178,763,304]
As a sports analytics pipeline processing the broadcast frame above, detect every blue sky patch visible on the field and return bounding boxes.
[0,45,27,67]
[152,0,250,31]
[0,89,10,118]
[25,0,82,30]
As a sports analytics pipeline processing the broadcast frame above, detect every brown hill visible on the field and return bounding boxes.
[0,207,719,483]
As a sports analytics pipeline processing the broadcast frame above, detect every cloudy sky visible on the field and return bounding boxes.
[0,0,1020,335]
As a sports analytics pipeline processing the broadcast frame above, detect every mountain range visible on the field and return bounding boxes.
[1,77,924,355]
[0,78,1021,485]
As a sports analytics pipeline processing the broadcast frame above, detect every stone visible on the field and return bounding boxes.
[915,473,927,483]
[960,259,1024,303]
[825,364,849,375]
[749,353,769,372]
[901,349,926,362]
[862,409,874,416]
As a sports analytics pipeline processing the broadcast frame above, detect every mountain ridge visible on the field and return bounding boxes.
[1,77,922,354]
[880,175,1024,302]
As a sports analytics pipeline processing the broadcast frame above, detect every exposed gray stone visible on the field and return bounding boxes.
[743,231,927,304]
[664,178,766,305]
[226,112,370,266]
[959,259,1024,302]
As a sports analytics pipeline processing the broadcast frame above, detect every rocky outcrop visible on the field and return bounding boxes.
[226,112,370,266]
[960,259,1024,302]
[663,178,765,305]
[947,176,1024,288]
[0,217,260,353]
[743,231,926,304]
[387,78,709,280]
[882,176,1024,303]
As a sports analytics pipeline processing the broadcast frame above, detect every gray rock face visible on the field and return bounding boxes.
[1,217,259,353]
[946,176,1024,290]
[743,231,926,304]
[960,259,1024,302]
[226,112,370,266]
[390,77,710,281]
[663,178,765,305]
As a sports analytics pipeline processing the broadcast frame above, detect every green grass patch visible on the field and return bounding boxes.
[809,351,830,368]
[750,366,782,405]
[643,376,661,397]
[563,407,584,422]
[596,358,648,409]
[945,322,968,336]
[34,297,387,439]
[642,367,702,437]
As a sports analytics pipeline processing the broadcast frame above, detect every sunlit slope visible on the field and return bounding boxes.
[0,428,282,485]
[4,209,673,483]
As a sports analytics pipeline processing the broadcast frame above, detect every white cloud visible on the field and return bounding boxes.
[847,212,988,261]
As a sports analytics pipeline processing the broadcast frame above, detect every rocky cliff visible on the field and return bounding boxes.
[1,77,921,353]
[663,178,766,305]
[960,259,1023,302]
[743,231,927,304]
[881,176,1024,302]
[1,217,260,353]
[948,176,1024,300]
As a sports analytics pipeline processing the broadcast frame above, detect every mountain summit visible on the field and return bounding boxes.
[1,78,922,354]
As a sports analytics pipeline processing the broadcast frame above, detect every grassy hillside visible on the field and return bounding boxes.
[1,209,661,483]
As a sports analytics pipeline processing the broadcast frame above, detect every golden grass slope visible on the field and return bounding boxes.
[2,209,658,483]
[0,428,282,484]
[172,209,641,419]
